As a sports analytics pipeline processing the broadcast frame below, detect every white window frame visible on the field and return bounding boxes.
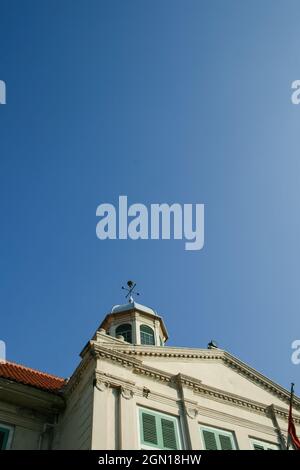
[200,424,237,450]
[250,438,280,450]
[137,406,183,450]
[140,325,155,346]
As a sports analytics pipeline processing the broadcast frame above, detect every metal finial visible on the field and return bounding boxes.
[121,280,140,303]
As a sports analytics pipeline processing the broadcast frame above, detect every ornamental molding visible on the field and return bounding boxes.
[121,387,134,400]
[63,352,94,398]
[193,384,266,414]
[134,386,182,410]
[94,372,136,401]
[64,343,300,423]
[133,365,173,385]
[196,404,281,436]
[186,407,199,419]
[192,384,300,425]
[271,404,300,425]
[175,372,203,388]
[111,345,300,409]
[90,344,300,421]
[116,346,224,361]
[174,371,270,418]
[94,379,109,392]
[91,345,294,421]
[92,343,142,370]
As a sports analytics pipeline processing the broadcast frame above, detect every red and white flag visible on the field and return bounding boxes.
[288,383,300,450]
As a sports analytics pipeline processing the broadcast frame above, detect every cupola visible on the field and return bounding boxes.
[98,300,168,346]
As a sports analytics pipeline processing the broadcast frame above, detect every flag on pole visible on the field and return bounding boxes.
[287,383,300,450]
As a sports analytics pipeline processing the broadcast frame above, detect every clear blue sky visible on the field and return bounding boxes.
[1,1,299,391]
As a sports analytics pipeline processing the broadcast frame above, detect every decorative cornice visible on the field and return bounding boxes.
[63,351,94,398]
[187,381,300,425]
[133,365,174,385]
[196,403,282,436]
[92,343,142,369]
[118,346,224,361]
[222,353,291,405]
[95,371,135,390]
[109,345,300,409]
[175,372,203,389]
[96,345,300,422]
[63,342,300,425]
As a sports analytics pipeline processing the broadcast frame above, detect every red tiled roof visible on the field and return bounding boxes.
[0,361,66,393]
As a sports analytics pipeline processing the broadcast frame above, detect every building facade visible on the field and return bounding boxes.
[0,300,299,450]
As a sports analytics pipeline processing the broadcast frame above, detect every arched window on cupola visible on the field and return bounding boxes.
[140,325,155,345]
[116,324,132,343]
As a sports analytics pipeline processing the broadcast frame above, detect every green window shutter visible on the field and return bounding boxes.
[140,409,181,450]
[161,418,178,450]
[141,412,158,446]
[203,430,218,450]
[219,434,233,450]
[0,428,9,450]
[253,444,264,450]
[251,439,279,450]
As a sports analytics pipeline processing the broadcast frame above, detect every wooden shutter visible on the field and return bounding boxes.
[140,409,180,449]
[141,412,158,446]
[161,418,178,450]
[202,430,218,450]
[219,434,233,450]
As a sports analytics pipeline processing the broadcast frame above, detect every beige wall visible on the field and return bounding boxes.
[86,352,298,450]
[55,361,94,450]
[0,398,56,450]
[1,342,298,450]
[142,358,286,407]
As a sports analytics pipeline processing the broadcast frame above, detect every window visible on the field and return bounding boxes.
[140,325,155,345]
[250,438,280,450]
[200,426,236,450]
[0,424,13,450]
[115,324,132,343]
[139,408,181,450]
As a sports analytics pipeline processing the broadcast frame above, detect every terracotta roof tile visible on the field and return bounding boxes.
[0,361,66,393]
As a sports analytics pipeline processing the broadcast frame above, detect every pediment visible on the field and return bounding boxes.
[99,343,300,411]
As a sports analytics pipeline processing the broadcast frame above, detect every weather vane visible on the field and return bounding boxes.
[122,280,140,303]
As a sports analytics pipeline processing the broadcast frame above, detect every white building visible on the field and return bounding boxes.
[0,300,299,450]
